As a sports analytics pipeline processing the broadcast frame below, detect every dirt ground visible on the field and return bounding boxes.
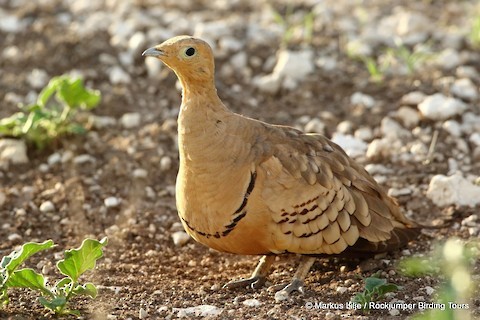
[1,0,479,319]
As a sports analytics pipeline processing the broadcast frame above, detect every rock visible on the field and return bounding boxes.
[173,305,222,317]
[396,106,420,128]
[272,49,315,89]
[104,196,121,208]
[133,168,148,179]
[442,120,462,137]
[389,308,400,316]
[325,311,336,320]
[462,214,478,227]
[350,92,375,108]
[376,9,431,46]
[451,78,478,101]
[27,69,49,89]
[144,57,164,78]
[435,48,461,70]
[92,115,117,129]
[381,117,410,140]
[336,120,354,134]
[253,73,282,94]
[139,307,148,319]
[243,299,261,307]
[0,11,25,33]
[418,93,467,121]
[366,138,395,160]
[336,286,348,294]
[354,127,373,141]
[274,290,289,302]
[39,201,55,213]
[426,173,480,207]
[73,154,96,165]
[108,66,131,84]
[424,286,435,295]
[8,233,22,242]
[469,132,480,147]
[128,32,147,54]
[0,192,6,208]
[304,118,325,134]
[230,51,247,71]
[456,66,479,80]
[315,56,337,71]
[171,231,190,246]
[47,152,62,166]
[0,139,29,168]
[159,156,172,172]
[388,187,412,197]
[401,91,426,105]
[331,133,367,158]
[120,112,141,128]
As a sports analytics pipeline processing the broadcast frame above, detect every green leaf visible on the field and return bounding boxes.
[72,283,97,298]
[37,77,62,108]
[6,268,51,296]
[375,283,399,296]
[56,77,101,110]
[364,277,386,292]
[56,238,107,282]
[39,296,67,311]
[1,240,54,273]
[53,277,72,296]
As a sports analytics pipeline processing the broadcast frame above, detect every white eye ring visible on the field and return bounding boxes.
[182,47,196,58]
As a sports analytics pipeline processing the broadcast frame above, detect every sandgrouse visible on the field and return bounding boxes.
[143,35,421,294]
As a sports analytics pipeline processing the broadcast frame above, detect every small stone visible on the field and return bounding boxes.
[253,73,281,94]
[274,290,290,302]
[418,93,467,121]
[0,139,29,167]
[396,106,420,128]
[451,78,478,101]
[388,187,412,197]
[27,69,49,89]
[436,48,461,70]
[120,112,141,129]
[243,299,261,307]
[133,168,148,179]
[470,133,480,147]
[47,152,62,166]
[331,133,367,158]
[426,173,480,207]
[304,118,325,134]
[315,56,337,71]
[139,307,148,319]
[389,308,400,316]
[354,127,373,141]
[173,305,222,317]
[401,91,426,105]
[424,286,435,295]
[104,197,121,208]
[336,286,348,294]
[273,49,314,88]
[92,115,117,129]
[325,311,336,319]
[109,66,131,84]
[350,92,375,108]
[106,315,117,320]
[73,154,95,165]
[336,120,354,134]
[442,120,462,137]
[0,192,5,208]
[129,32,147,54]
[461,214,478,227]
[160,156,172,172]
[171,231,190,246]
[8,233,22,242]
[39,201,55,213]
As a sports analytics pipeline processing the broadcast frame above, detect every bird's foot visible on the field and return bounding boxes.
[268,279,305,295]
[223,275,267,290]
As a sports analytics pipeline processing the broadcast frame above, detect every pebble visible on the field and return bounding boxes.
[171,231,190,246]
[304,118,325,134]
[331,133,367,158]
[435,48,461,70]
[376,9,431,46]
[73,154,96,165]
[92,115,117,129]
[418,93,467,121]
[354,127,373,141]
[336,286,348,294]
[274,290,290,302]
[272,49,315,89]
[336,120,354,134]
[424,286,435,295]
[120,112,141,128]
[388,187,412,197]
[366,138,394,160]
[27,69,49,89]
[139,307,148,319]
[173,305,222,317]
[133,168,148,179]
[325,311,336,320]
[315,56,337,71]
[159,156,172,172]
[451,78,478,101]
[350,92,375,108]
[144,56,164,78]
[8,233,22,242]
[426,173,480,207]
[253,73,282,94]
[47,152,62,166]
[0,139,29,167]
[104,196,121,208]
[39,201,55,213]
[389,308,400,316]
[396,106,420,128]
[243,299,261,307]
[109,66,131,84]
[0,11,25,33]
[461,214,478,227]
[442,120,462,137]
[0,192,5,208]
[401,91,426,105]
[470,132,480,147]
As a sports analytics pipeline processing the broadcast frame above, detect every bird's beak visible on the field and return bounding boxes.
[142,47,165,58]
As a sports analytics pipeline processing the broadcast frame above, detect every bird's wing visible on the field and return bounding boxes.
[246,120,419,255]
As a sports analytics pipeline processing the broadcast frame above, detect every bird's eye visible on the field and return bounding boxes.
[184,47,196,57]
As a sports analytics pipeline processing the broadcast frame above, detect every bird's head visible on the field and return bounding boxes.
[143,35,216,89]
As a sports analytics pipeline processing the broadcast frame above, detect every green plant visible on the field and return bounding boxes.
[0,75,101,149]
[351,275,400,311]
[469,15,480,48]
[399,238,478,320]
[271,5,315,47]
[1,238,107,316]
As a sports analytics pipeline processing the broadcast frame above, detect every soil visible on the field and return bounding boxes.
[0,1,479,319]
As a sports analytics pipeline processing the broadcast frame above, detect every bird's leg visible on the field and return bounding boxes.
[223,255,275,290]
[269,256,316,294]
